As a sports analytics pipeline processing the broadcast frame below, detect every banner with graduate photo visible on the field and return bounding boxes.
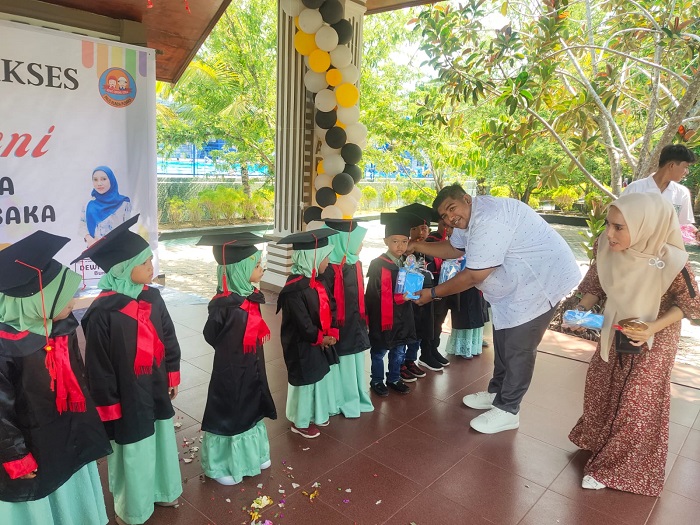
[0,20,158,286]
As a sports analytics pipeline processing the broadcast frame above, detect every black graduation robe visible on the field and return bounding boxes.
[81,286,181,445]
[0,315,111,502]
[323,261,370,356]
[276,274,340,386]
[425,231,451,345]
[450,288,489,330]
[365,255,416,350]
[201,290,276,436]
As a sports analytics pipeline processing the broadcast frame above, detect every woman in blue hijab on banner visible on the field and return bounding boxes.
[79,166,132,246]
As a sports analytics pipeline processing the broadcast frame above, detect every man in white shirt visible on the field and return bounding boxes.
[409,184,581,434]
[623,144,697,238]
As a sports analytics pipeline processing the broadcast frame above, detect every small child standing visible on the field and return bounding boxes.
[322,219,374,418]
[365,213,423,396]
[196,233,277,485]
[76,217,182,525]
[0,231,111,524]
[446,271,489,359]
[276,230,340,439]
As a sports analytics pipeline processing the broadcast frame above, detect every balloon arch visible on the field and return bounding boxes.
[280,0,367,222]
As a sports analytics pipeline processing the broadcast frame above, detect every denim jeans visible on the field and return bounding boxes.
[370,345,407,384]
[404,340,420,362]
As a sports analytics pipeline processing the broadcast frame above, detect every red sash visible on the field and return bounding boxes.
[240,299,271,353]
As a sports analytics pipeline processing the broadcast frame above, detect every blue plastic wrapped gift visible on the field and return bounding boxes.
[562,310,605,330]
[439,257,466,284]
[395,267,425,300]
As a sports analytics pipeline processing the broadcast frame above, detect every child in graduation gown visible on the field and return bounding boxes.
[196,233,277,486]
[365,213,423,397]
[276,229,341,439]
[322,219,374,418]
[0,232,111,525]
[76,216,182,525]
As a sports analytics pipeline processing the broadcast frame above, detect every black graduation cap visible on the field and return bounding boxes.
[0,231,70,297]
[196,232,264,265]
[71,215,149,272]
[396,203,435,225]
[323,218,364,233]
[380,212,424,238]
[276,229,338,250]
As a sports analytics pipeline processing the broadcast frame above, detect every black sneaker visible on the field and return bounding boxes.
[388,380,410,394]
[370,382,389,397]
[417,353,444,372]
[433,351,450,367]
[400,365,417,383]
[405,360,426,378]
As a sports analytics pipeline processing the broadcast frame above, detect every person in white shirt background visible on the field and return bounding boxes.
[623,144,698,241]
[409,184,581,435]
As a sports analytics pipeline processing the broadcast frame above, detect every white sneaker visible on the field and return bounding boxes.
[260,459,272,470]
[214,476,240,486]
[582,475,606,490]
[469,407,519,434]
[462,391,496,410]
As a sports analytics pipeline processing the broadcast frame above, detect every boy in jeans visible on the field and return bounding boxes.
[365,213,422,396]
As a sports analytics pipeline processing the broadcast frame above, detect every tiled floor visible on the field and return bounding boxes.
[90,291,700,525]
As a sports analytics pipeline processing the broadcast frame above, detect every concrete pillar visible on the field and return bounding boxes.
[262,0,367,292]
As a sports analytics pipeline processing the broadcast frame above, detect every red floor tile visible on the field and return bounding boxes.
[669,421,692,455]
[431,455,547,525]
[470,431,575,487]
[320,409,404,451]
[264,360,292,394]
[176,424,205,482]
[519,490,626,525]
[664,455,700,503]
[364,426,469,486]
[371,387,440,423]
[306,453,421,524]
[145,499,212,525]
[259,489,356,524]
[384,487,493,525]
[548,450,658,525]
[406,400,490,454]
[647,490,700,525]
[517,402,581,453]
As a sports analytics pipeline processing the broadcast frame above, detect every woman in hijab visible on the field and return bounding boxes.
[79,166,132,246]
[276,230,340,439]
[569,192,700,496]
[197,234,277,486]
[322,219,374,419]
[0,231,111,524]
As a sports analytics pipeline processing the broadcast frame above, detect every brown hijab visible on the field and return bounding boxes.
[597,192,688,361]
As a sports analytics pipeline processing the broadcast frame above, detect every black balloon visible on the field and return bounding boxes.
[302,0,325,8]
[303,206,323,224]
[344,163,362,183]
[332,173,354,195]
[315,109,337,129]
[316,187,337,207]
[320,0,344,24]
[332,19,353,45]
[325,126,347,148]
[341,143,362,164]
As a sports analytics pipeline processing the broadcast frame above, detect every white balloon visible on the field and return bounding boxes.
[304,70,328,93]
[357,136,367,149]
[315,26,339,52]
[337,105,360,125]
[350,185,362,201]
[322,154,345,176]
[315,126,327,140]
[320,142,340,157]
[304,54,311,69]
[339,64,359,84]
[330,45,352,68]
[335,194,358,216]
[345,122,367,144]
[314,173,333,190]
[281,0,304,17]
[321,205,343,219]
[306,220,326,231]
[314,89,337,112]
[298,9,324,34]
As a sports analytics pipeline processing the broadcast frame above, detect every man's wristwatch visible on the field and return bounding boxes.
[431,287,438,300]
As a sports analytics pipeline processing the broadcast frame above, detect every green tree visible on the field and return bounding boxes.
[414,0,700,197]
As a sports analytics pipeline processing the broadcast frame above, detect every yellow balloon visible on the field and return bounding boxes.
[294,30,318,56]
[317,160,325,174]
[335,83,359,107]
[336,121,346,129]
[326,68,343,87]
[294,17,301,30]
[309,49,331,73]
[343,215,353,219]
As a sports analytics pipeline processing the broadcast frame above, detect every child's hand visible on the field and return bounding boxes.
[169,386,179,400]
[19,471,37,480]
[321,336,336,348]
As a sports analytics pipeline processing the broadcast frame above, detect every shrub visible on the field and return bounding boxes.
[527,195,540,210]
[552,186,580,212]
[166,197,186,224]
[360,185,378,209]
[490,185,511,198]
[381,184,397,208]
